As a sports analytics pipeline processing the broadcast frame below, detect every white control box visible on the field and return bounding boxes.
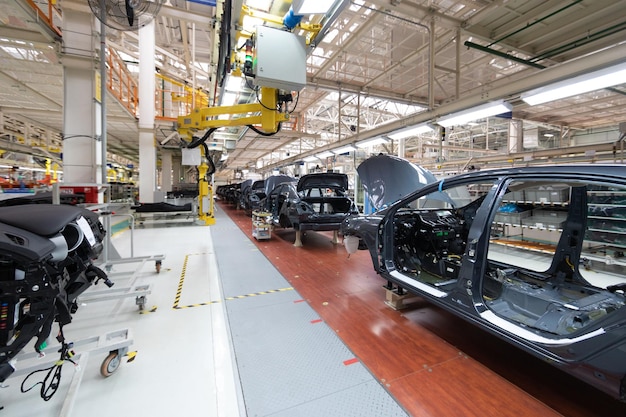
[254,25,307,91]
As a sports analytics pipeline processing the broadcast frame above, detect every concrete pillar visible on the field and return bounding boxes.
[62,9,100,185]
[397,138,406,158]
[138,20,157,203]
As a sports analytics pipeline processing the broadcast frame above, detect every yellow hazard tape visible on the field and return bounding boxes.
[173,254,294,309]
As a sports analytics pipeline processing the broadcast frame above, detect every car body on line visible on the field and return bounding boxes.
[342,161,626,401]
[263,172,358,233]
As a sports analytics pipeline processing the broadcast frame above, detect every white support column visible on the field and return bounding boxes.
[62,9,99,184]
[138,20,157,203]
[397,138,406,158]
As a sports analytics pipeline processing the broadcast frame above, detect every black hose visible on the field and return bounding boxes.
[201,142,217,176]
[248,122,281,136]
[187,128,218,149]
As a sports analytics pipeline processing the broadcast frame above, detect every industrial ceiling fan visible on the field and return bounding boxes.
[87,0,164,31]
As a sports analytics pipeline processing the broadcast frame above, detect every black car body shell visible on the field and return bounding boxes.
[246,179,267,213]
[264,172,357,232]
[342,164,626,401]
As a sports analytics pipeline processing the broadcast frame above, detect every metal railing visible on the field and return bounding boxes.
[25,0,62,37]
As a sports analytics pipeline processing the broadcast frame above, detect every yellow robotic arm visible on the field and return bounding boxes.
[176,86,291,226]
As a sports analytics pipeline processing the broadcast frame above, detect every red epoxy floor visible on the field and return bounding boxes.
[220,201,626,417]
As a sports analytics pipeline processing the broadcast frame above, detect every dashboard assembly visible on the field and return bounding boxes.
[393,209,466,282]
[0,205,111,383]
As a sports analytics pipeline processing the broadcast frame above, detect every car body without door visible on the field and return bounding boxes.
[342,164,626,401]
[265,172,358,232]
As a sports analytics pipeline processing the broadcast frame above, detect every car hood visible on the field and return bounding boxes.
[357,154,437,211]
[264,175,296,195]
[297,173,348,192]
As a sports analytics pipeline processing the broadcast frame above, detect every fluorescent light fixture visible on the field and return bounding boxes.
[332,145,356,154]
[292,0,336,14]
[303,156,318,162]
[437,100,512,127]
[356,137,389,148]
[316,151,334,158]
[387,123,435,140]
[521,62,626,106]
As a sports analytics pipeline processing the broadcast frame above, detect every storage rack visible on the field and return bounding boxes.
[252,210,272,240]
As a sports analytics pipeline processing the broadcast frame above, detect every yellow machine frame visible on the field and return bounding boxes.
[177,87,290,226]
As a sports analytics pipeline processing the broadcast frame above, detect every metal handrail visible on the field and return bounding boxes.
[25,0,62,37]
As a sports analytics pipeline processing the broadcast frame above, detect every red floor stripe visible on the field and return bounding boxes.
[310,319,323,324]
[343,358,359,366]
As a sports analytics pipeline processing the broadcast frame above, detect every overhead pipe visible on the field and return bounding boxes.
[466,16,626,71]
[464,41,545,69]
[485,0,583,48]
[529,21,626,63]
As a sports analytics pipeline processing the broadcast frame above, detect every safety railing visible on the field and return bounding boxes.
[25,0,62,37]
[105,50,210,121]
[23,1,215,122]
[155,74,210,121]
[106,48,139,116]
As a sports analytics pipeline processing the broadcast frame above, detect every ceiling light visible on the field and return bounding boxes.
[437,100,512,127]
[292,0,336,14]
[332,145,356,154]
[316,151,334,158]
[521,62,626,106]
[387,123,435,140]
[303,156,318,162]
[356,137,389,148]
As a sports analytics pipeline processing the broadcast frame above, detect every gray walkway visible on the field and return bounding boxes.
[212,208,409,417]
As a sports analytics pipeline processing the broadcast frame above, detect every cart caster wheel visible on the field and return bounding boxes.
[136,295,146,311]
[155,260,162,273]
[101,350,121,377]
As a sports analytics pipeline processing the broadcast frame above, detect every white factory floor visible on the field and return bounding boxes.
[0,217,243,417]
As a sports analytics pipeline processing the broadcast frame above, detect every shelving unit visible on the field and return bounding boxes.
[491,186,626,274]
[584,189,626,266]
[492,186,570,252]
[252,210,272,240]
